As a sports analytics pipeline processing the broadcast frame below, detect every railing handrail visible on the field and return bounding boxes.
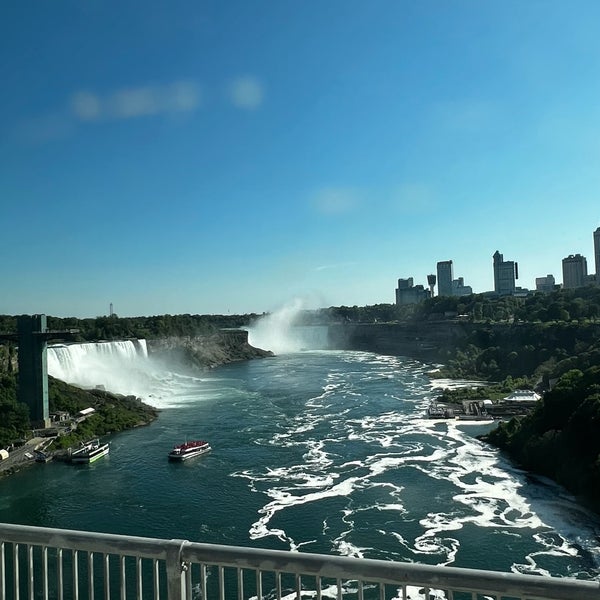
[1,522,599,600]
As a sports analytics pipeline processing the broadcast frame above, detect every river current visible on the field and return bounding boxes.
[3,335,600,582]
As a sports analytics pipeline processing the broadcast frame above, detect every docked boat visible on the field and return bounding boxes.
[34,451,53,463]
[70,439,109,464]
[168,440,211,461]
[427,402,453,419]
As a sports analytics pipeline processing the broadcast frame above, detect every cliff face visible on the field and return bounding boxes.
[328,321,470,363]
[146,329,273,371]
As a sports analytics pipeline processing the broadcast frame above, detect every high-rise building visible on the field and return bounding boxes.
[436,261,453,297]
[493,251,517,296]
[594,226,600,282]
[562,254,588,289]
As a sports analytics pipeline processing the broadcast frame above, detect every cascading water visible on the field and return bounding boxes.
[46,340,228,410]
[47,340,165,400]
[247,299,330,353]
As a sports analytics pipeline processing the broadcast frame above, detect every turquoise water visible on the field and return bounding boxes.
[3,349,600,581]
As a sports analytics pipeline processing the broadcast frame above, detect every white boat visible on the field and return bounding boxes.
[71,439,109,464]
[168,440,211,461]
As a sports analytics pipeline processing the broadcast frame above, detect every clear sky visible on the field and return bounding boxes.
[2,1,600,318]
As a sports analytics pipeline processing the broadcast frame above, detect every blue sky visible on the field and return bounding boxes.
[2,1,600,318]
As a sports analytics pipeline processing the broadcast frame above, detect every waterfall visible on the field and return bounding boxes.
[47,340,153,397]
[247,300,330,354]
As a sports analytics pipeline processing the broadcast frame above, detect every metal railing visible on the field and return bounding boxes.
[1,523,598,600]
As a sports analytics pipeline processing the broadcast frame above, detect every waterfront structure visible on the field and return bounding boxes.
[436,260,453,296]
[0,314,77,428]
[536,274,556,293]
[493,251,518,296]
[594,226,600,282]
[395,277,429,305]
[562,254,588,289]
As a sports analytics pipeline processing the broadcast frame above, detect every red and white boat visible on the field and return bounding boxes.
[168,440,211,461]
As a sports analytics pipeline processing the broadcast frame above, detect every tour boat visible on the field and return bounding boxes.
[71,439,110,464]
[168,440,211,461]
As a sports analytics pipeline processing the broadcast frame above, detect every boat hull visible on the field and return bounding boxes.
[71,443,110,464]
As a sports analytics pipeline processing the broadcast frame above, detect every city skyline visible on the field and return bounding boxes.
[402,225,600,300]
[2,2,600,318]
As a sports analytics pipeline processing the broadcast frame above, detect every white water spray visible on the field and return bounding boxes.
[46,340,213,409]
[247,299,329,354]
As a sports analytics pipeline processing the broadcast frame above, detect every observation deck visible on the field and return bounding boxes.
[1,523,598,599]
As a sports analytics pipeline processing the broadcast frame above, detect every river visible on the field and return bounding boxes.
[2,335,600,582]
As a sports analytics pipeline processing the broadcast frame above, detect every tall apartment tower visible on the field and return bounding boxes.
[436,261,453,297]
[493,251,517,296]
[594,226,600,282]
[562,254,588,289]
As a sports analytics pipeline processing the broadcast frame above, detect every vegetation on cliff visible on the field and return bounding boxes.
[0,373,157,449]
[48,377,158,449]
[483,366,600,510]
[0,374,29,447]
[320,286,600,327]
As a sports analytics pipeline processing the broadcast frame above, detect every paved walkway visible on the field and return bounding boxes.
[0,437,49,476]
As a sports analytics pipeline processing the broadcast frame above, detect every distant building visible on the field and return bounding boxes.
[427,274,436,297]
[395,277,430,305]
[562,254,588,289]
[503,390,541,402]
[493,251,518,296]
[535,274,556,293]
[436,261,453,297]
[594,226,600,282]
[452,277,473,297]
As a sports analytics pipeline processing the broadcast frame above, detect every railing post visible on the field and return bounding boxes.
[166,540,188,600]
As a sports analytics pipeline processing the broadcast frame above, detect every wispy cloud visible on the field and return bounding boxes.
[389,183,436,214]
[228,76,264,110]
[70,81,202,122]
[310,184,435,216]
[311,187,360,215]
[314,262,358,272]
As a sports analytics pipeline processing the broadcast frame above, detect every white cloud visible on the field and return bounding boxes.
[390,183,435,213]
[70,80,202,122]
[314,262,358,272]
[228,76,264,110]
[311,187,360,215]
[71,92,102,121]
